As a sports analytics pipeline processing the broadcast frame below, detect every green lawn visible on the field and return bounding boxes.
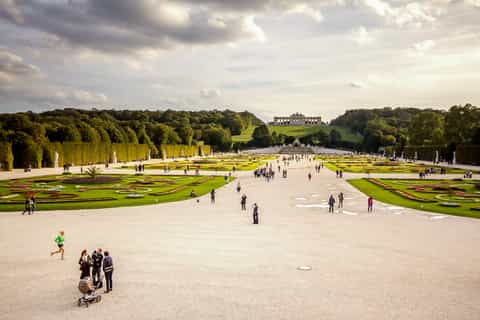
[0,174,232,212]
[318,155,474,174]
[231,125,362,143]
[349,178,480,218]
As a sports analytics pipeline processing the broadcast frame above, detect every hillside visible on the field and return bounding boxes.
[232,125,362,144]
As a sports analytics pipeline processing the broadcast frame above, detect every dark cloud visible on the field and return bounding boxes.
[0,0,268,54]
[0,48,39,78]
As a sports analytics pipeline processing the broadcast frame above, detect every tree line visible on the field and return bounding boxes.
[330,104,480,153]
[0,108,263,169]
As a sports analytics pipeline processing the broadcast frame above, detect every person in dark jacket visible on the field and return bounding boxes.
[103,251,114,293]
[79,249,92,279]
[241,194,247,211]
[252,203,259,224]
[91,248,103,288]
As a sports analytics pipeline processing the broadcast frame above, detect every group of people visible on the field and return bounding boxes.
[464,171,474,179]
[327,192,344,213]
[254,165,275,181]
[22,196,36,215]
[314,163,323,173]
[135,163,145,172]
[79,248,114,293]
[335,170,343,178]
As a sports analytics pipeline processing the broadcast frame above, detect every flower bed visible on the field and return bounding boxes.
[63,176,122,184]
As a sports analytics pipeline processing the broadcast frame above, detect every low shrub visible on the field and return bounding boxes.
[63,176,122,184]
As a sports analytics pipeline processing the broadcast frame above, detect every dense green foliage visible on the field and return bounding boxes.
[331,104,480,154]
[0,109,262,169]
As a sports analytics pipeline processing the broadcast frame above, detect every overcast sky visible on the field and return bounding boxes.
[0,0,479,121]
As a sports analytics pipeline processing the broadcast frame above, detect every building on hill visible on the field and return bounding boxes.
[270,113,322,126]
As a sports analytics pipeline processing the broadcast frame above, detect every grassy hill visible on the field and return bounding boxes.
[232,125,362,143]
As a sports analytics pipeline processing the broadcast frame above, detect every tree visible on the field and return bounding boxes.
[329,129,342,147]
[203,127,232,151]
[408,111,444,145]
[251,125,273,147]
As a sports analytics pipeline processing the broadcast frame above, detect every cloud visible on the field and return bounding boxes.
[408,39,435,56]
[0,48,107,108]
[285,3,324,22]
[351,26,374,45]
[0,0,268,55]
[361,0,440,27]
[200,88,222,98]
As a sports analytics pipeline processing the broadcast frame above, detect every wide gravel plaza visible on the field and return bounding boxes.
[1,159,480,320]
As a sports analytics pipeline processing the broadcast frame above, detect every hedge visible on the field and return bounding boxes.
[0,142,14,171]
[403,145,447,162]
[158,144,212,159]
[456,145,480,165]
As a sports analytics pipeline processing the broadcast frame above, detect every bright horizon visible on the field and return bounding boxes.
[1,0,479,121]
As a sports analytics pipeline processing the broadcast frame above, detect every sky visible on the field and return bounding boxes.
[0,0,479,121]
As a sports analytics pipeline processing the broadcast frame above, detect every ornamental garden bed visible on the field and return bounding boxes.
[348,178,480,218]
[0,174,232,212]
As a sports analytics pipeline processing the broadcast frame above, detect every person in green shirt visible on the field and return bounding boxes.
[50,231,65,260]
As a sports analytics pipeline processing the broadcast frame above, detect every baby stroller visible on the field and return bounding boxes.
[77,277,102,307]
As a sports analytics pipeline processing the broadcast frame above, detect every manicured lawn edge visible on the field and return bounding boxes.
[348,178,480,219]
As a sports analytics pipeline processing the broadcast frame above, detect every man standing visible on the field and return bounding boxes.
[241,194,247,211]
[252,203,259,224]
[210,189,216,204]
[92,248,103,288]
[338,192,344,209]
[308,173,312,181]
[103,251,114,293]
[328,195,336,213]
[50,231,65,260]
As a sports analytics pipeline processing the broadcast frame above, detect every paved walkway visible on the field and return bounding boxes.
[1,159,480,320]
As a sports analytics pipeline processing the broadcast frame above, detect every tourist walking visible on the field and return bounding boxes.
[103,251,114,293]
[308,173,312,181]
[236,182,241,193]
[91,248,103,288]
[79,249,92,279]
[241,194,247,211]
[22,198,31,215]
[328,195,336,213]
[252,203,259,224]
[338,192,344,208]
[367,196,374,212]
[50,231,65,260]
[210,189,216,204]
[30,196,36,214]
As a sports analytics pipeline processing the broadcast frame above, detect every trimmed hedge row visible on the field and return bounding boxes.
[0,142,14,171]
[456,145,480,165]
[42,143,149,168]
[158,145,212,159]
[402,146,447,162]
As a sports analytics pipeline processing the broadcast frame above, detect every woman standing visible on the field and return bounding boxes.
[78,249,92,279]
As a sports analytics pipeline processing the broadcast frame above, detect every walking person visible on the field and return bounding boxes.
[338,192,344,209]
[236,182,241,193]
[241,194,247,211]
[22,198,31,215]
[252,203,259,224]
[91,248,103,288]
[79,249,92,279]
[328,195,336,213]
[30,196,36,214]
[308,173,312,181]
[210,189,216,204]
[103,251,114,293]
[50,230,65,260]
[367,196,374,213]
